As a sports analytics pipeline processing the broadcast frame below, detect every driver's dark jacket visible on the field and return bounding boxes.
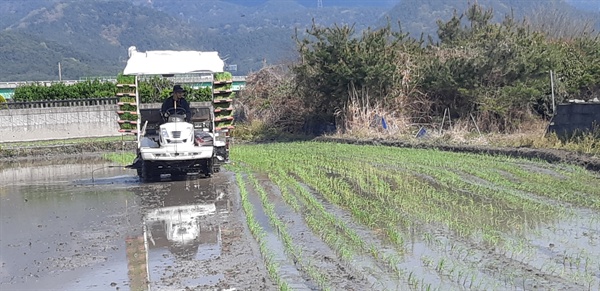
[161,96,192,122]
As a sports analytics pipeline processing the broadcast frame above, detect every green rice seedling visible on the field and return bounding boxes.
[242,167,333,290]
[233,146,411,284]
[231,142,600,289]
[230,166,291,290]
[275,171,365,258]
[103,152,136,165]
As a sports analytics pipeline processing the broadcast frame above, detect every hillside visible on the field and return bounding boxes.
[6,1,207,60]
[0,30,121,81]
[0,0,597,81]
[0,0,55,29]
[146,0,385,33]
[0,0,385,80]
[380,0,600,39]
[1,0,220,80]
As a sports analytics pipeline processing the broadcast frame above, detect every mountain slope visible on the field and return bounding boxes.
[1,0,222,80]
[6,1,206,60]
[0,30,121,81]
[0,0,387,80]
[0,0,55,29]
[381,0,599,39]
[0,0,596,81]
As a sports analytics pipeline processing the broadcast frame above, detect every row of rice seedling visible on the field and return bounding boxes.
[232,144,462,289]
[447,157,600,210]
[305,153,535,288]
[242,166,332,290]
[297,144,553,244]
[328,143,599,289]
[231,167,292,290]
[368,153,599,287]
[347,146,599,287]
[230,142,599,290]
[232,150,406,289]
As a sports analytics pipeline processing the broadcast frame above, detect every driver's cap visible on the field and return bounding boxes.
[173,85,185,93]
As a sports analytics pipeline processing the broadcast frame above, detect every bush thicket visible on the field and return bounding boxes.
[281,3,600,134]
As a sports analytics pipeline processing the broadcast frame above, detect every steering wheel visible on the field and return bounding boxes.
[163,107,187,118]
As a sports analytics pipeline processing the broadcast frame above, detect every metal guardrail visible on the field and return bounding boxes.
[0,80,81,89]
[3,97,119,109]
[0,76,247,89]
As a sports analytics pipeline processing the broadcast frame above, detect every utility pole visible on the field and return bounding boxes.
[317,0,322,8]
[58,62,62,81]
[550,70,556,114]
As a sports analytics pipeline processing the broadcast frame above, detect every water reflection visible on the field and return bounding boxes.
[0,157,120,185]
[0,161,141,291]
[131,176,231,289]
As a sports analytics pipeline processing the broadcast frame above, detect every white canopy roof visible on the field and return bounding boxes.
[123,46,225,75]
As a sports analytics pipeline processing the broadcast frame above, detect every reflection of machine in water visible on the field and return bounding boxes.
[139,178,231,260]
[128,177,231,289]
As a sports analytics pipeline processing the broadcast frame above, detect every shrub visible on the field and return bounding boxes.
[13,80,117,101]
[0,94,6,109]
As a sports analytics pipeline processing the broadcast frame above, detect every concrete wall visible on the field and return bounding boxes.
[548,102,600,138]
[0,105,121,142]
[0,102,215,143]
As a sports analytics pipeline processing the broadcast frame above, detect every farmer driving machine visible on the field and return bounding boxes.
[120,46,234,182]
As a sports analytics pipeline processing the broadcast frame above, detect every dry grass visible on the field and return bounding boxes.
[334,89,412,139]
[332,108,600,156]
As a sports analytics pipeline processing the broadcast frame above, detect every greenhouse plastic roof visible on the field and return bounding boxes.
[123,46,225,75]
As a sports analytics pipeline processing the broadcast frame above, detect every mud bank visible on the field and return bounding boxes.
[0,141,137,160]
[314,136,600,173]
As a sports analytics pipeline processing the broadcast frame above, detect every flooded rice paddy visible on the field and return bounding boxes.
[0,157,273,290]
[1,140,600,290]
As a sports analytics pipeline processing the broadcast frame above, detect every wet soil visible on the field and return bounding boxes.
[3,137,600,290]
[0,141,137,161]
[0,161,276,291]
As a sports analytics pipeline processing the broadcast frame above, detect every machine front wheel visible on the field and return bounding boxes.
[141,161,160,182]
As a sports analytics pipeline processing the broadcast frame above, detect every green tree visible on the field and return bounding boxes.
[293,21,416,122]
[419,3,599,131]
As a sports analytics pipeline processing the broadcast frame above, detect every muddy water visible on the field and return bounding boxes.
[0,159,274,291]
[0,160,141,291]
